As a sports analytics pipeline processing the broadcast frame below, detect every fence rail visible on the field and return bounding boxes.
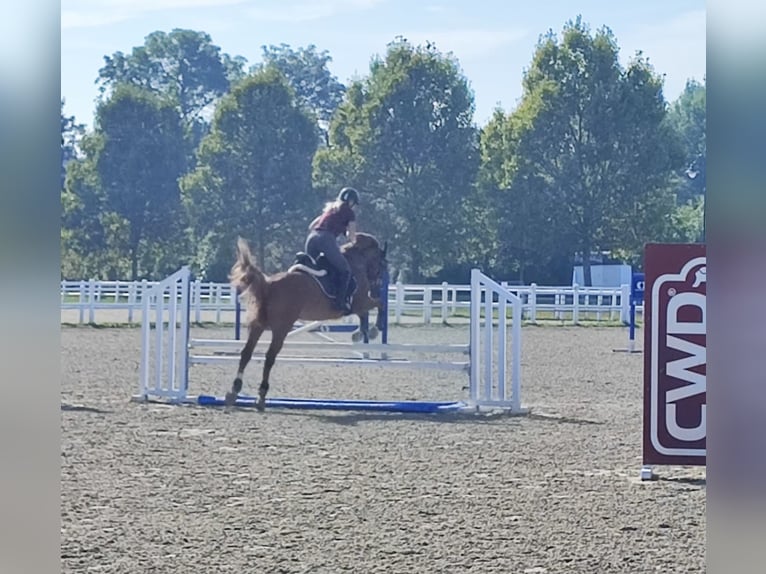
[60,278,643,326]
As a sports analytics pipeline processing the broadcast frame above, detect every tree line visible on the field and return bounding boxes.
[61,18,706,286]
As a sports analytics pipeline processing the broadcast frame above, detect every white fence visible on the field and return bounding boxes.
[60,278,642,326]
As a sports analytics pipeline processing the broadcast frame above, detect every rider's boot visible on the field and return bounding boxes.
[336,272,353,315]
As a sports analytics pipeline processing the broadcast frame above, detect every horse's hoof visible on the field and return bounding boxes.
[255,399,266,412]
[368,326,379,340]
[224,391,237,407]
[351,330,363,343]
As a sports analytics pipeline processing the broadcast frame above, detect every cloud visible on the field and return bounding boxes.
[390,28,528,61]
[245,0,384,23]
[61,0,249,29]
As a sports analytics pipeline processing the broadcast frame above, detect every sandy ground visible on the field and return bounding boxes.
[61,324,705,574]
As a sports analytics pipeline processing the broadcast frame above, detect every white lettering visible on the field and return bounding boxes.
[666,403,706,442]
[664,331,706,443]
[665,336,706,402]
[667,292,705,335]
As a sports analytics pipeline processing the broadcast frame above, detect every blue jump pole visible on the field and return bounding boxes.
[614,272,644,353]
[197,394,464,414]
[629,272,644,352]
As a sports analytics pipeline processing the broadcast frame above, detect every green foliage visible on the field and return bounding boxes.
[97,28,248,171]
[666,79,706,202]
[481,18,684,284]
[61,130,131,280]
[255,44,346,144]
[61,100,85,188]
[97,29,247,123]
[181,68,319,280]
[314,37,480,281]
[92,84,188,279]
[61,24,705,284]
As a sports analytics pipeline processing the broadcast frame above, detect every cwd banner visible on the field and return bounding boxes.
[642,243,706,467]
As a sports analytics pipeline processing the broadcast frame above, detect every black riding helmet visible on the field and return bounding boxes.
[337,187,360,206]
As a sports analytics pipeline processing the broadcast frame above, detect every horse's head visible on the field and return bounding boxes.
[344,232,389,293]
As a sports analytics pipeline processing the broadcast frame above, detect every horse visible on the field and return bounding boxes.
[225,232,389,410]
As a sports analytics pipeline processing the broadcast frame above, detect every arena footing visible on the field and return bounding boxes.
[196,394,467,413]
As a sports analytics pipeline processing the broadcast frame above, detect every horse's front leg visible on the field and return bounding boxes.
[365,296,385,340]
[374,296,386,339]
[351,311,370,343]
[351,295,383,342]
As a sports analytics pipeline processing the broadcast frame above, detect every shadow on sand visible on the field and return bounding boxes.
[213,404,604,428]
[658,475,707,487]
[61,403,112,415]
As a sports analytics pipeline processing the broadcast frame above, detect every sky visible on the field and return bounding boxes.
[61,0,706,130]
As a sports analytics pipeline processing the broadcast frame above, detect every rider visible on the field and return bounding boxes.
[305,187,360,315]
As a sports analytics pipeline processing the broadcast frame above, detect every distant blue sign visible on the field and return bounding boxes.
[631,272,645,304]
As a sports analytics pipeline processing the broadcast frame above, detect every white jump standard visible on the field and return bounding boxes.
[134,267,526,414]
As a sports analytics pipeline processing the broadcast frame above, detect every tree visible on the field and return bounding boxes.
[93,84,188,279]
[98,29,247,124]
[478,106,571,283]
[61,99,85,189]
[667,78,706,202]
[255,43,346,145]
[97,28,248,169]
[508,18,684,285]
[314,38,480,281]
[181,68,319,280]
[62,131,133,280]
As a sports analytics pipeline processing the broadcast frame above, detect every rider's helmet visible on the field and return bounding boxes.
[337,187,360,207]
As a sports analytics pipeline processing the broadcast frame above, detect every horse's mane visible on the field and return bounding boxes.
[341,233,382,279]
[341,232,380,255]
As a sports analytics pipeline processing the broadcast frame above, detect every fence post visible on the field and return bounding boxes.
[395,281,404,324]
[88,279,96,324]
[596,293,603,321]
[193,280,201,324]
[215,284,222,324]
[572,284,580,325]
[620,283,630,324]
[78,280,85,324]
[441,281,448,324]
[423,287,432,325]
[128,282,136,323]
[529,283,537,323]
[500,281,509,323]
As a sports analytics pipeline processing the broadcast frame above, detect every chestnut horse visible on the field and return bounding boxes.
[225,232,389,410]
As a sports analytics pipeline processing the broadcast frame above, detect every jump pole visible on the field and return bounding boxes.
[613,272,644,354]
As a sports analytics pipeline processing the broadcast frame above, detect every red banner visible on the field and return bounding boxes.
[643,243,706,466]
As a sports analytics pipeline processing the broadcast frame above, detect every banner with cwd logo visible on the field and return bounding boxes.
[642,243,706,467]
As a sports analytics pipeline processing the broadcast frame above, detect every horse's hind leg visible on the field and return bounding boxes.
[225,325,264,407]
[256,325,289,411]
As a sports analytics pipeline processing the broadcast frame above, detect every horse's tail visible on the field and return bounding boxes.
[229,237,268,325]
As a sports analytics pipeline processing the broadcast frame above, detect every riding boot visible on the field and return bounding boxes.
[336,271,352,314]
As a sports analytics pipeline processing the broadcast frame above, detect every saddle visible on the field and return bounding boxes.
[290,251,357,310]
[293,251,330,274]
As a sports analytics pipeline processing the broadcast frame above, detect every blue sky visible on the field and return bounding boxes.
[61,0,706,130]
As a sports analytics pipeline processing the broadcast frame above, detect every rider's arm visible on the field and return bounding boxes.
[346,221,357,243]
[309,215,321,230]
